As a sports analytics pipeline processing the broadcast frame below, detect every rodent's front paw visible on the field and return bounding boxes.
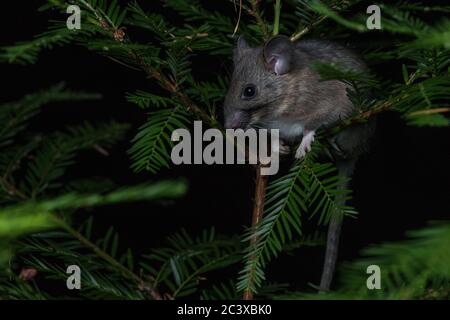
[295,131,315,159]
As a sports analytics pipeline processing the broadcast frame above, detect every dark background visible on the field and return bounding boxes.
[1,1,449,291]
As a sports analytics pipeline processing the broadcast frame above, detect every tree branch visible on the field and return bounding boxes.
[243,164,269,300]
[84,0,218,128]
[0,177,28,200]
[129,49,216,126]
[290,16,328,41]
[53,215,164,300]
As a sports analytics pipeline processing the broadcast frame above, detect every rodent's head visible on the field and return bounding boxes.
[224,35,295,129]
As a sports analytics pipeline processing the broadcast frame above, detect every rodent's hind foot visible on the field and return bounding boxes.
[295,131,315,159]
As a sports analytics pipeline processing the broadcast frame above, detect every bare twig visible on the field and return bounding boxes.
[290,16,328,41]
[249,0,270,39]
[243,164,269,300]
[136,54,215,126]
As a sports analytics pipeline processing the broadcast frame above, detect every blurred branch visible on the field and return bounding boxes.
[273,0,281,36]
[290,16,327,41]
[243,164,269,300]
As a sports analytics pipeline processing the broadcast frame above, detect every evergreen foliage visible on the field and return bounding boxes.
[0,0,448,299]
[277,223,450,299]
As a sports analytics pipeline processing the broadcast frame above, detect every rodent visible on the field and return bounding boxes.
[223,35,375,291]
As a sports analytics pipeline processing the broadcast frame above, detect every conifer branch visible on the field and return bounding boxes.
[0,179,185,299]
[408,107,450,116]
[326,100,392,136]
[53,216,163,300]
[249,0,270,39]
[89,7,217,127]
[273,0,281,36]
[47,0,216,127]
[141,63,216,126]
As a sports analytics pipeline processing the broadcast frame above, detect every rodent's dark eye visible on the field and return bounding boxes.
[241,84,257,100]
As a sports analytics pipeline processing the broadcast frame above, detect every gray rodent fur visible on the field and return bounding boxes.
[223,35,375,291]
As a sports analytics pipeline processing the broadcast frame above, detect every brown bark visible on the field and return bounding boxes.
[243,164,269,300]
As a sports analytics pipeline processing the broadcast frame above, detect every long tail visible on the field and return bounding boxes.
[319,212,343,292]
[319,160,355,292]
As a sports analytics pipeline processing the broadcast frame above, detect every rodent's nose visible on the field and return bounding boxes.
[225,119,241,129]
[224,110,249,129]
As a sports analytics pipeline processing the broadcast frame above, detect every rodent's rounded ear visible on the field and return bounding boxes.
[233,36,251,62]
[263,35,293,75]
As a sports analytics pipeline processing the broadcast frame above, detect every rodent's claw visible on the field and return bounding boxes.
[277,140,291,155]
[295,131,315,159]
